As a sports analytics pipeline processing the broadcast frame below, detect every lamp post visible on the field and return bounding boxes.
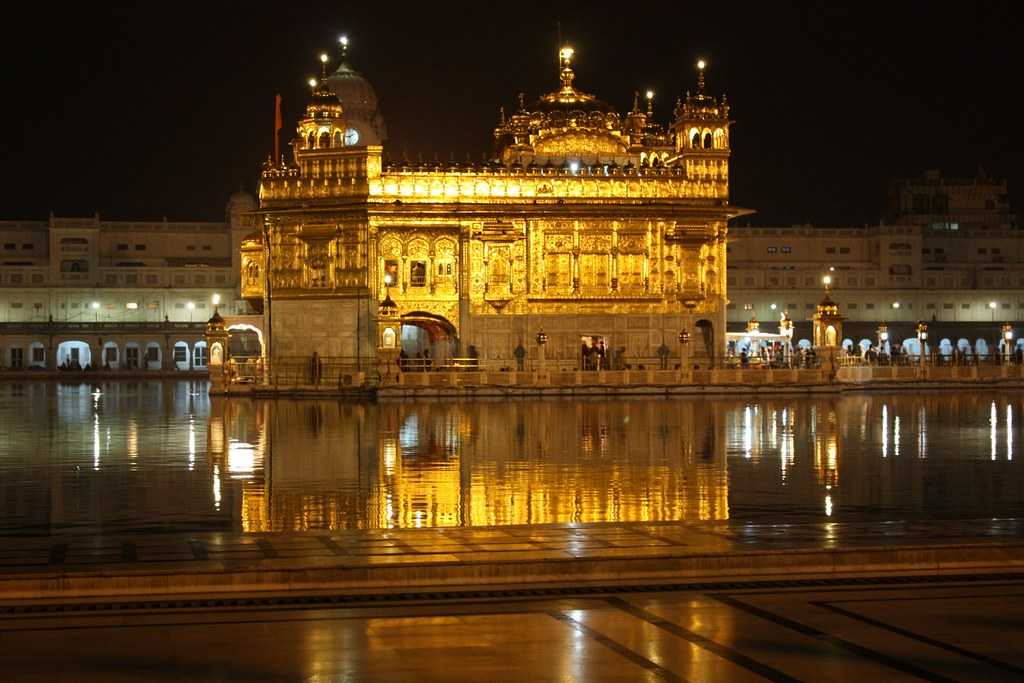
[916,321,928,368]
[678,330,690,370]
[535,329,547,371]
[989,301,997,322]
[1002,322,1013,364]
[779,313,793,367]
[186,300,195,323]
[91,300,100,322]
[876,324,889,363]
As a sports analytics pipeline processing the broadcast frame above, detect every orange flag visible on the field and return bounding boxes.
[274,94,282,164]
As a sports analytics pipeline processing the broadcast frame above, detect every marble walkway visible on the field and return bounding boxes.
[0,518,1022,601]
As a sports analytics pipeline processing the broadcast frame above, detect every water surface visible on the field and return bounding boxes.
[0,381,1021,535]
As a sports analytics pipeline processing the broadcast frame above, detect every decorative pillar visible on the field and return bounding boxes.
[535,329,548,371]
[1002,322,1014,364]
[811,276,844,379]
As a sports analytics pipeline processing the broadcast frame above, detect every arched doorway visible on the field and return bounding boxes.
[400,312,457,370]
[57,340,91,369]
[227,324,264,359]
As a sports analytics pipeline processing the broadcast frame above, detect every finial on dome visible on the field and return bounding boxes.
[338,34,349,60]
[319,52,329,80]
[499,105,506,125]
[696,58,707,94]
[559,45,575,90]
[517,92,525,110]
[645,89,654,116]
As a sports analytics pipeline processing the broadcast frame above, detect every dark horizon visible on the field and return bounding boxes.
[1,1,1018,226]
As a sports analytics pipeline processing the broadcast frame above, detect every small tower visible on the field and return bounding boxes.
[205,308,230,391]
[671,59,731,183]
[812,276,844,349]
[294,53,348,165]
[376,288,402,382]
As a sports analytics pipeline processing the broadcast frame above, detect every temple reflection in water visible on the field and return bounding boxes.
[0,382,1021,536]
[209,399,731,532]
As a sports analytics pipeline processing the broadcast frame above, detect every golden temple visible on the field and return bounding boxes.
[240,41,750,369]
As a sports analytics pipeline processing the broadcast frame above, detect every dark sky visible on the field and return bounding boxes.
[1,1,1018,226]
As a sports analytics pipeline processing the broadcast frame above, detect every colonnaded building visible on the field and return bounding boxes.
[239,45,745,369]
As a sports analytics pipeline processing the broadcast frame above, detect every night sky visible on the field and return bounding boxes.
[2,2,1018,226]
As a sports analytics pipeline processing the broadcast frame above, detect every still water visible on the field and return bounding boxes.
[0,381,1021,536]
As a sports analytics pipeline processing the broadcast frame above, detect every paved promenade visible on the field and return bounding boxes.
[1,519,1021,602]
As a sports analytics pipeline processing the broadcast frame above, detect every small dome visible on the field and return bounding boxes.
[206,309,226,333]
[378,291,399,317]
[326,60,388,144]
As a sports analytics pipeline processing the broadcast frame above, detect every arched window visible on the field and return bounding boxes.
[713,129,725,148]
[307,132,316,149]
[319,132,331,148]
[691,132,700,148]
[703,132,713,149]
[334,131,343,146]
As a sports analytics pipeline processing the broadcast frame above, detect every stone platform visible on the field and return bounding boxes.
[0,519,1021,602]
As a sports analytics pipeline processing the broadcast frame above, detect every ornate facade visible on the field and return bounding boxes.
[241,45,749,368]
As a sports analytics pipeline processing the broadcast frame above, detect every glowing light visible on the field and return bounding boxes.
[320,52,328,63]
[1008,404,1014,461]
[769,303,777,311]
[188,416,196,471]
[569,161,579,173]
[91,301,100,310]
[308,77,317,88]
[894,415,901,456]
[881,404,888,458]
[213,464,222,511]
[560,46,574,61]
[186,301,195,310]
[742,406,753,458]
[228,439,255,477]
[212,293,221,306]
[126,302,138,310]
[825,493,833,517]
[697,59,706,70]
[822,275,832,286]
[892,302,900,309]
[645,89,654,100]
[383,273,393,286]
[339,35,349,47]
[989,301,998,309]
[991,401,998,460]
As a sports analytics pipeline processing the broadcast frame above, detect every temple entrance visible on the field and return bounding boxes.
[399,312,457,371]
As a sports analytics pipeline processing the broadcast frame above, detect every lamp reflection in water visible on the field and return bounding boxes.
[1008,404,1014,461]
[917,406,927,459]
[881,404,889,459]
[991,401,998,461]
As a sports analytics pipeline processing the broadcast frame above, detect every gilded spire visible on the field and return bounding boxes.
[696,58,707,94]
[645,89,654,116]
[319,52,329,80]
[338,34,349,61]
[559,45,575,90]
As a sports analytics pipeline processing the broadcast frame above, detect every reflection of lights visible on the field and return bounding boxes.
[742,406,752,458]
[93,413,100,471]
[894,415,901,456]
[825,493,833,517]
[1008,404,1014,461]
[188,416,196,471]
[382,439,397,475]
[881,404,889,458]
[917,405,927,459]
[991,401,998,461]
[399,414,419,451]
[414,510,425,529]
[213,464,222,511]
[228,439,255,477]
[385,494,394,528]
[128,419,138,460]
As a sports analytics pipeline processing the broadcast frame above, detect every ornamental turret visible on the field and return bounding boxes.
[295,53,347,156]
[671,59,731,189]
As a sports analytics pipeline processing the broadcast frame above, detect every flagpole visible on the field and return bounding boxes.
[273,94,282,165]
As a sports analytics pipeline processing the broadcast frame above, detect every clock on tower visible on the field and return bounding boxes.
[344,128,360,145]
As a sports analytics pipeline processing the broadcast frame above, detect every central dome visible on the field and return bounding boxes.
[324,40,388,145]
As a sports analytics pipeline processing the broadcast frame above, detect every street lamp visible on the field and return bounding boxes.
[876,324,889,361]
[91,300,100,322]
[187,300,195,323]
[989,300,998,322]
[678,329,690,370]
[535,328,548,371]
[916,321,928,368]
[1002,322,1014,364]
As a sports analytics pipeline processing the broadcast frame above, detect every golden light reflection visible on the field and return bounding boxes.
[223,401,729,532]
[127,418,138,460]
[991,401,998,461]
[1008,404,1014,461]
[881,404,888,459]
